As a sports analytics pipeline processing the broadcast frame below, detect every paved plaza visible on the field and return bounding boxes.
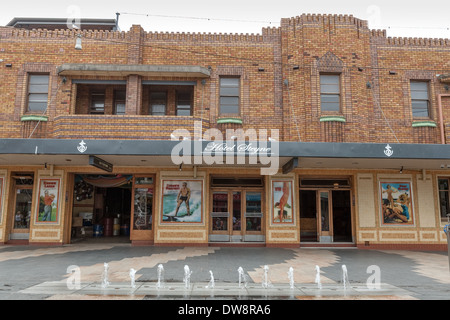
[0,241,449,301]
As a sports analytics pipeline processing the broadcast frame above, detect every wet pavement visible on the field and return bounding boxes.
[0,241,449,301]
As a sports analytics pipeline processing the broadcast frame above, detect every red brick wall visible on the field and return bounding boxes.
[1,14,450,143]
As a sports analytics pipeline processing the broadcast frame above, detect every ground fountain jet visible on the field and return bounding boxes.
[288,267,295,290]
[262,265,272,289]
[237,267,248,289]
[101,262,110,289]
[342,265,350,290]
[129,268,137,288]
[205,270,215,289]
[183,265,192,289]
[315,265,322,290]
[156,264,165,289]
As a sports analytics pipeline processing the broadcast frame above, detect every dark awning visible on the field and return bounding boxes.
[0,139,448,158]
[0,139,449,170]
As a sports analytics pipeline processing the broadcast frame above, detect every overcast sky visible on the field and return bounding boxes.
[1,0,449,39]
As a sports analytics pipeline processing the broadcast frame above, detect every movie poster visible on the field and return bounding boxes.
[380,181,414,226]
[272,180,294,224]
[36,178,60,224]
[161,180,203,223]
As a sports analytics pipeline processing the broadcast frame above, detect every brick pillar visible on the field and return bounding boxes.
[125,25,144,115]
[128,25,144,65]
[105,86,114,115]
[126,75,142,115]
[280,18,297,142]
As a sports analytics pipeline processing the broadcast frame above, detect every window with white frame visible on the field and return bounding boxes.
[27,74,49,112]
[219,77,240,115]
[320,74,341,112]
[411,81,430,118]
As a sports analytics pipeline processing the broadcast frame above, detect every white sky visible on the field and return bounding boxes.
[1,0,449,39]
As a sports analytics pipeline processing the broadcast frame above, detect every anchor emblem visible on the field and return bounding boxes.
[384,144,393,157]
[77,140,87,153]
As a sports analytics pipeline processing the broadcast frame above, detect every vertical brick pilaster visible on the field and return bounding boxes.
[126,75,142,115]
[126,25,144,115]
[280,18,291,142]
[105,86,114,115]
[128,25,144,65]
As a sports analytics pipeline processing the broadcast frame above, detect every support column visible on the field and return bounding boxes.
[126,75,142,115]
[125,24,144,115]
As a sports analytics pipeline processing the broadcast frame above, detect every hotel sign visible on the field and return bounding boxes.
[203,142,272,155]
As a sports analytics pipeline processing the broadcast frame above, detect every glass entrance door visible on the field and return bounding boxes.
[11,179,34,240]
[211,192,230,242]
[244,192,263,242]
[131,176,155,243]
[210,190,264,242]
[231,191,242,242]
[318,191,333,242]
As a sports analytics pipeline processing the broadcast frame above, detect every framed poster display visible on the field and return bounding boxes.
[380,181,414,226]
[35,178,61,224]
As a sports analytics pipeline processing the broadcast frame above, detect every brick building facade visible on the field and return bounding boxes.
[0,14,448,249]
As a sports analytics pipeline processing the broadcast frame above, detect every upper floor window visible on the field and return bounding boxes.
[90,91,105,115]
[411,81,430,118]
[176,91,192,116]
[27,74,49,112]
[320,74,341,112]
[150,91,167,116]
[219,77,240,115]
[114,90,126,115]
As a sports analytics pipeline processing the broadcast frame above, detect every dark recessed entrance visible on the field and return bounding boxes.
[299,178,353,244]
[71,175,132,243]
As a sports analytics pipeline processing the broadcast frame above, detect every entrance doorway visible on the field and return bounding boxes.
[209,177,265,243]
[210,190,264,242]
[71,174,132,243]
[9,174,34,241]
[130,176,154,244]
[299,179,353,243]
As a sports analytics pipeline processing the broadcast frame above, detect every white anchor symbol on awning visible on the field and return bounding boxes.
[77,140,87,153]
[384,144,393,157]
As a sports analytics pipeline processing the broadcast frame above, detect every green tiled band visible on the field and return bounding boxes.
[412,121,437,128]
[320,116,346,123]
[217,118,243,124]
[20,115,49,122]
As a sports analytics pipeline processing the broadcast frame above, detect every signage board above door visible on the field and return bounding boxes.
[89,156,113,172]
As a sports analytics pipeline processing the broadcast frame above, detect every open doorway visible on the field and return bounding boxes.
[332,190,352,242]
[299,190,317,242]
[71,175,132,243]
[299,178,353,244]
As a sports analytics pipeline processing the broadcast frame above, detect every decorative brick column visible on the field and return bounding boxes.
[125,25,144,115]
[126,75,142,115]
